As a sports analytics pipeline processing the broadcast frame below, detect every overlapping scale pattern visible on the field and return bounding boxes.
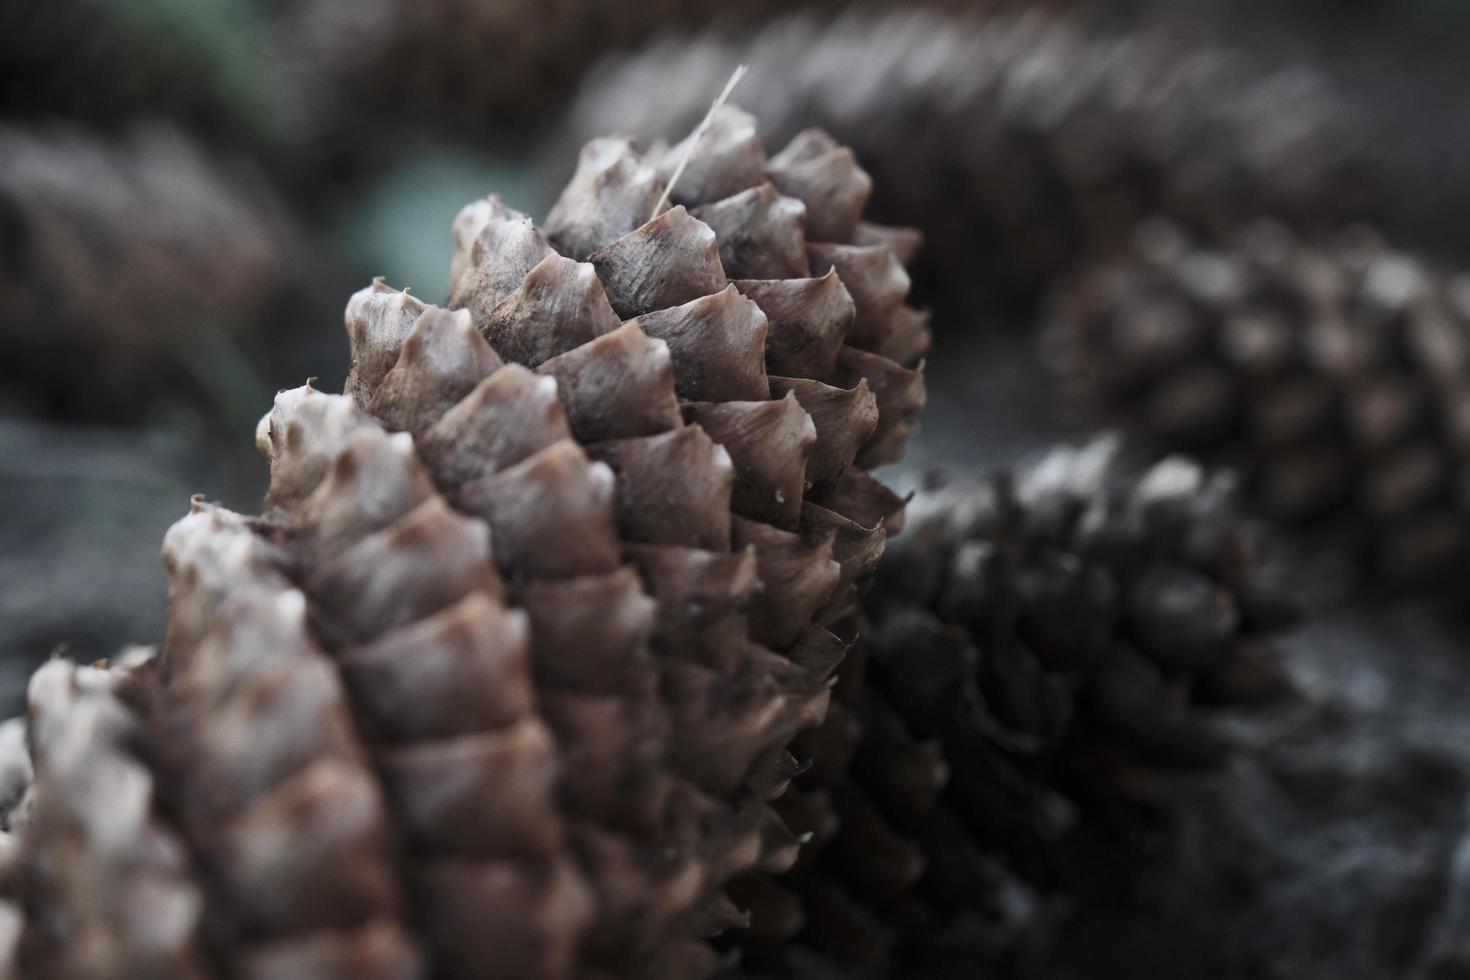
[2,105,926,980]
[560,7,1379,312]
[157,502,426,980]
[735,437,1298,977]
[16,654,206,979]
[324,103,923,976]
[1045,218,1470,587]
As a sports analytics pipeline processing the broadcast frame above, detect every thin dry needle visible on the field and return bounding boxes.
[648,64,749,223]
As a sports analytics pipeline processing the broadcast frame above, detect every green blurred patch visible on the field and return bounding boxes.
[115,0,287,142]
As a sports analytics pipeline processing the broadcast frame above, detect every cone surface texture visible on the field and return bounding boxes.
[559,7,1378,311]
[5,104,924,980]
[731,436,1297,976]
[1046,218,1470,587]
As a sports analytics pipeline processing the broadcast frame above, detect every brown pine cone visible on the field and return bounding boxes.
[7,104,924,979]
[159,507,426,979]
[1044,217,1470,587]
[320,100,922,976]
[0,123,299,419]
[733,436,1298,977]
[18,652,213,978]
[557,6,1379,313]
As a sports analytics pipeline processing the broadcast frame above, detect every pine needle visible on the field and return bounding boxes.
[648,64,748,223]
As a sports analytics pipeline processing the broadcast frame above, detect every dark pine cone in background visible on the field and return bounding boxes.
[1044,217,1470,588]
[557,6,1379,313]
[732,436,1298,978]
[0,123,299,420]
[275,0,833,157]
[2,104,926,979]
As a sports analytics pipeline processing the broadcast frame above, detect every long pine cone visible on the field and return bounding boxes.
[734,437,1298,977]
[1045,218,1470,587]
[558,6,1378,312]
[8,104,925,979]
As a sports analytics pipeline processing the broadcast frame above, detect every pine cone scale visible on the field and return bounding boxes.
[11,104,926,980]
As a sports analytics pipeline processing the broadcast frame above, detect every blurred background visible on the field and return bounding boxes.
[7,0,1470,689]
[6,2,1470,975]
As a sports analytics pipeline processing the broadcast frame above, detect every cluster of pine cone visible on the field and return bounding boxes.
[4,3,1392,422]
[20,2,1470,977]
[0,100,1308,980]
[563,5,1470,601]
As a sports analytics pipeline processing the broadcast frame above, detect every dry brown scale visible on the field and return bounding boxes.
[732,436,1298,978]
[559,6,1378,313]
[4,105,926,979]
[1045,217,1470,588]
[13,651,217,979]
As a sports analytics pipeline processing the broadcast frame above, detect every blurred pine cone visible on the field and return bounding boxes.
[733,436,1297,977]
[558,6,1379,313]
[7,104,925,978]
[0,124,300,420]
[1044,218,1470,587]
[275,0,826,152]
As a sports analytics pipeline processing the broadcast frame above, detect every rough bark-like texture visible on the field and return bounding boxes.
[1044,217,1470,590]
[557,6,1378,314]
[329,102,921,976]
[2,105,924,980]
[17,653,209,979]
[734,436,1298,977]
[157,504,425,979]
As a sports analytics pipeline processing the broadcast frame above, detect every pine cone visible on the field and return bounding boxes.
[17,652,213,978]
[7,105,924,979]
[276,0,833,144]
[557,7,1379,312]
[733,436,1298,976]
[0,123,298,419]
[1044,217,1470,587]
